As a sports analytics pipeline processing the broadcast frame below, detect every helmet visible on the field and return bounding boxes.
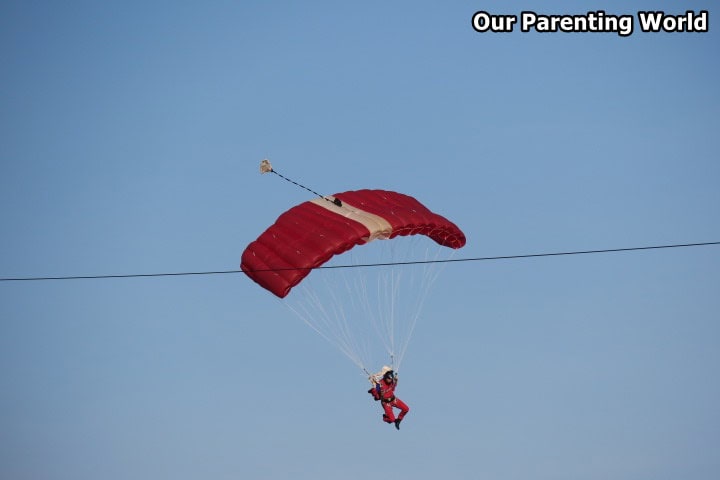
[383,370,395,381]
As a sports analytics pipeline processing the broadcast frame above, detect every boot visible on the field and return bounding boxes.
[394,419,402,430]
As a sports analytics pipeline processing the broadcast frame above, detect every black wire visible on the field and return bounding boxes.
[1,241,718,282]
[0,270,241,282]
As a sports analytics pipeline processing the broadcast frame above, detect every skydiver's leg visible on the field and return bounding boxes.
[393,398,409,420]
[382,402,395,422]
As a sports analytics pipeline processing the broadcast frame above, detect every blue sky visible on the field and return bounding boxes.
[1,1,718,479]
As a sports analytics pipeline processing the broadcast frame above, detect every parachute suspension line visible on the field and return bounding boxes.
[259,159,342,207]
[367,264,395,363]
[381,265,402,369]
[284,262,381,375]
[378,243,402,369]
[286,285,367,373]
[355,262,380,370]
[379,242,403,371]
[386,269,395,362]
[393,237,453,373]
[280,234,456,377]
[351,251,391,374]
[335,272,377,373]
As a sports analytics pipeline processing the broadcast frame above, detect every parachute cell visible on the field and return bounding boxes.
[241,189,466,298]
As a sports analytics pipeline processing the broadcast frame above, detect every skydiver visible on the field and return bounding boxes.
[367,366,409,430]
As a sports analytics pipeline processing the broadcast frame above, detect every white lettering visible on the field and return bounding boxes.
[638,10,709,32]
[472,11,517,33]
[520,10,634,37]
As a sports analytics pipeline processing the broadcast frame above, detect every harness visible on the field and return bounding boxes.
[381,396,396,403]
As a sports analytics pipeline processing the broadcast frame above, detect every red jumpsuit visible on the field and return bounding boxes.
[370,377,410,423]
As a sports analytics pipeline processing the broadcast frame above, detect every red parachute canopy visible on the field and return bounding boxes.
[241,189,466,298]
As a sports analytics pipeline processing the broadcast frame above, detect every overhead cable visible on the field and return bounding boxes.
[1,241,718,283]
